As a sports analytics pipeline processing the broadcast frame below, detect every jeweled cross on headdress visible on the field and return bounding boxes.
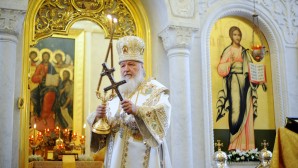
[101,62,126,101]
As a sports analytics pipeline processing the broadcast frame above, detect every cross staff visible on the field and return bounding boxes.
[101,62,126,101]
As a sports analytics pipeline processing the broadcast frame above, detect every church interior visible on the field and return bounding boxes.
[0,0,298,167]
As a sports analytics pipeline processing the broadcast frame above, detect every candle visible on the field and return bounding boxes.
[72,132,77,141]
[58,144,64,150]
[63,129,70,139]
[33,124,36,140]
[37,132,43,140]
[55,126,60,137]
[44,128,50,136]
[80,135,85,144]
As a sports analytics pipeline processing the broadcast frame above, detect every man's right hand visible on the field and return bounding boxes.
[96,104,107,118]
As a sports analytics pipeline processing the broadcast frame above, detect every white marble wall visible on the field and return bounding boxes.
[0,4,26,168]
[159,25,198,168]
[0,33,18,168]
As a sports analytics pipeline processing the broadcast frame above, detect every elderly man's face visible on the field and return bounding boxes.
[120,60,142,79]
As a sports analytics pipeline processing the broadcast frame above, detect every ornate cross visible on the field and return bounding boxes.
[214,140,223,151]
[101,62,126,101]
[261,140,269,150]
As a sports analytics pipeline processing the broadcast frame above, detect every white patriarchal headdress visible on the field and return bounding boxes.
[116,36,145,63]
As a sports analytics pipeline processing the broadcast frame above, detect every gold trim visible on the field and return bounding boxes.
[31,0,137,43]
[17,97,24,109]
[120,126,130,168]
[143,145,151,168]
[71,0,104,13]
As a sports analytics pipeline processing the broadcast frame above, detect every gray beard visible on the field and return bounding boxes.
[119,70,144,95]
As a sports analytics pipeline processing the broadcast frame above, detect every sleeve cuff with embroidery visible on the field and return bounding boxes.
[135,103,170,147]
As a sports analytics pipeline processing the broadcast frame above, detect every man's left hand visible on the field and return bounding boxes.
[121,99,137,115]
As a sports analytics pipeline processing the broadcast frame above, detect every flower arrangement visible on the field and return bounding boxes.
[227,149,259,162]
[28,154,44,162]
[78,154,94,161]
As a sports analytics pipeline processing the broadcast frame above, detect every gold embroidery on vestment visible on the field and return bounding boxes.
[120,127,130,168]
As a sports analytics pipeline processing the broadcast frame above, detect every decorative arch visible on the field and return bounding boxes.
[27,0,136,44]
[199,3,288,166]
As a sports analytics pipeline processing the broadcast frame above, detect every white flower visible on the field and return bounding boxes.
[250,148,258,154]
[227,149,260,162]
[78,154,94,161]
[28,154,44,162]
[240,151,247,156]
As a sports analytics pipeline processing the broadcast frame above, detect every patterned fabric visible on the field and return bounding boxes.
[116,36,145,63]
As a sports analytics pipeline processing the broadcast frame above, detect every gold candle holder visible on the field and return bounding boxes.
[69,132,77,151]
[29,135,37,155]
[92,93,113,134]
[29,124,41,155]
[80,135,85,154]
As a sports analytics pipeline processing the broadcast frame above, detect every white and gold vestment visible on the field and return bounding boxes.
[87,78,172,168]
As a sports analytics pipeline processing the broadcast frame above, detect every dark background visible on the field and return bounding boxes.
[214,129,276,152]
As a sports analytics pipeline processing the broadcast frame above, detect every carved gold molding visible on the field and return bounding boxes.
[33,0,136,44]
